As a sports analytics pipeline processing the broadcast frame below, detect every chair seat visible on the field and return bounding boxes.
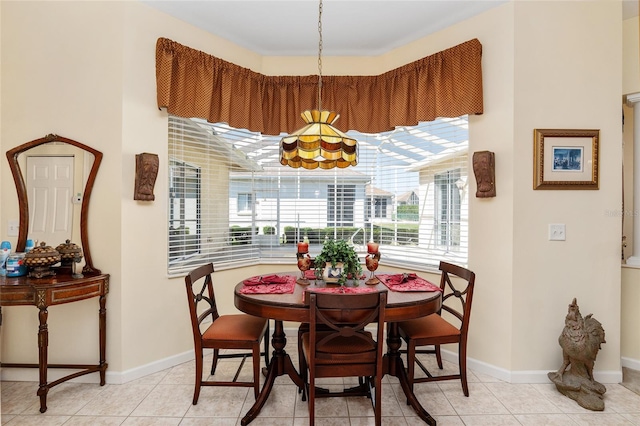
[202,314,267,343]
[398,314,461,341]
[302,331,376,365]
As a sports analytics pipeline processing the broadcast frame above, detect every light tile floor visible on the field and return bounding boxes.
[2,344,639,426]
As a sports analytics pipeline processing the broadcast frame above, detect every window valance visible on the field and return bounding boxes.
[156,37,483,136]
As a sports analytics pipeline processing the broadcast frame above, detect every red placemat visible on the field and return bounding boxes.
[240,275,297,294]
[377,273,442,292]
[243,274,290,285]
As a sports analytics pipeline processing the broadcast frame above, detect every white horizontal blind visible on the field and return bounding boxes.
[347,121,469,270]
[168,116,261,275]
[168,115,468,274]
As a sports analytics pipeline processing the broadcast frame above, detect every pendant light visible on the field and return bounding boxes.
[279,0,358,170]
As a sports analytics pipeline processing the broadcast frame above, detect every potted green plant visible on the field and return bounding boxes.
[314,239,362,285]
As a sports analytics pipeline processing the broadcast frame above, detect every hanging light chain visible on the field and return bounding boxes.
[317,0,323,112]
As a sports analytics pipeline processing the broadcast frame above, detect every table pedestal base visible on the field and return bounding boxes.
[241,320,304,426]
[385,322,436,425]
[385,354,436,425]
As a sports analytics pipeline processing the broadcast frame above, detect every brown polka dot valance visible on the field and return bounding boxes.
[156,37,483,136]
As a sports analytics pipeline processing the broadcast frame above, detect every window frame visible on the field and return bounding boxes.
[237,192,254,215]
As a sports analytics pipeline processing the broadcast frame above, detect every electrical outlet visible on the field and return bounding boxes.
[8,220,19,237]
[549,224,566,241]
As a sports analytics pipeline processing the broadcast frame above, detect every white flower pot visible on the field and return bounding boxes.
[322,262,344,283]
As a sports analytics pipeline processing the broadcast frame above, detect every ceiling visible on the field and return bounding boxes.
[145,0,638,57]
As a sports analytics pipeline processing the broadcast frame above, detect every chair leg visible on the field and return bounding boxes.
[459,343,469,397]
[435,344,443,369]
[263,321,270,368]
[253,342,261,399]
[211,349,219,375]
[193,350,203,405]
[308,370,315,426]
[300,352,308,401]
[298,324,308,398]
[406,340,416,393]
[374,375,382,426]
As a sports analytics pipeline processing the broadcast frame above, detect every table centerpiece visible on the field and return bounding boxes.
[313,239,362,285]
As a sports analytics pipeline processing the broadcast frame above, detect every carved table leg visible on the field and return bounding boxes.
[386,322,436,426]
[98,293,107,385]
[241,320,303,426]
[36,306,49,413]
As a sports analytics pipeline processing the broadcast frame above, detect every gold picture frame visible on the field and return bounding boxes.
[533,129,599,190]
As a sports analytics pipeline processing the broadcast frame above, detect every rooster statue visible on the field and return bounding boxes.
[547,298,606,411]
[296,253,312,285]
[365,252,381,285]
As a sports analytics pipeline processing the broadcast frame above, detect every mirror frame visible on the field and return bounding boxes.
[6,133,103,274]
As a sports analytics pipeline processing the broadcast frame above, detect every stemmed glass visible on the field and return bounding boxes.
[365,242,380,285]
[296,242,311,285]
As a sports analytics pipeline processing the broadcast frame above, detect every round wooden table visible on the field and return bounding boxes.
[234,274,441,425]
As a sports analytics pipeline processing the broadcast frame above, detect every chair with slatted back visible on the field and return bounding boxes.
[299,290,387,426]
[184,263,269,404]
[397,261,476,396]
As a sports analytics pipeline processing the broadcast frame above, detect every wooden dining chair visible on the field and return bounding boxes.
[299,290,387,426]
[184,263,269,404]
[397,261,476,396]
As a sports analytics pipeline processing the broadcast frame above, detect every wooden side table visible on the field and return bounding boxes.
[0,270,109,413]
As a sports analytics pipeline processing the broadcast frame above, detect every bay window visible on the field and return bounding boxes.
[167,115,469,275]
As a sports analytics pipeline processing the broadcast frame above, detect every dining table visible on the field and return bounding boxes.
[234,271,442,425]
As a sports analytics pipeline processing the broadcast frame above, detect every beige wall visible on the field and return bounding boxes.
[511,1,622,378]
[623,16,640,95]
[0,0,631,384]
[1,1,126,375]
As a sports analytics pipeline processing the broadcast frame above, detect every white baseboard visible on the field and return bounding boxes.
[2,331,630,385]
[108,350,195,384]
[438,348,623,384]
[622,356,640,371]
[0,350,195,385]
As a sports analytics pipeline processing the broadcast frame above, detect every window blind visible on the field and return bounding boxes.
[168,116,263,275]
[168,115,468,275]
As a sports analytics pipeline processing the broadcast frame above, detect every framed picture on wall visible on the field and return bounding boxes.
[533,129,600,190]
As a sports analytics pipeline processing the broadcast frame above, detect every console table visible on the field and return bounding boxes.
[0,269,109,413]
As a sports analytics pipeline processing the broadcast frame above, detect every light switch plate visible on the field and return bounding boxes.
[8,220,19,237]
[549,224,566,241]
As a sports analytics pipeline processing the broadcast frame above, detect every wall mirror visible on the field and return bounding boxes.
[6,134,103,273]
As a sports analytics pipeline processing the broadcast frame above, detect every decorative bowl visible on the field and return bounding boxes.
[24,242,61,278]
[56,239,83,266]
